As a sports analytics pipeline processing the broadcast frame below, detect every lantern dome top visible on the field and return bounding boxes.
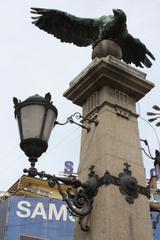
[13,93,58,118]
[25,93,52,103]
[25,94,44,101]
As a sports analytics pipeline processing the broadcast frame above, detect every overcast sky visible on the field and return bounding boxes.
[0,0,160,191]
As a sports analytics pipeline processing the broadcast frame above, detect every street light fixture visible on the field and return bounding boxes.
[13,93,150,231]
[13,93,58,168]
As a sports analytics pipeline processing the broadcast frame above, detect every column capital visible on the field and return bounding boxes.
[64,56,154,106]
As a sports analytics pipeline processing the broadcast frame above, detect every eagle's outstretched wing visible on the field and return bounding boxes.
[31,8,100,46]
[119,34,155,68]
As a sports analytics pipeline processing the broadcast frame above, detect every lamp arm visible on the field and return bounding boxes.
[140,139,154,159]
[54,112,98,131]
[47,175,93,217]
[23,167,93,218]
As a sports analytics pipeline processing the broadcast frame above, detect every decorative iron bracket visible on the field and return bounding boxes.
[102,163,150,204]
[23,162,150,232]
[55,112,98,132]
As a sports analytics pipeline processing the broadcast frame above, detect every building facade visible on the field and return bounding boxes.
[0,175,75,240]
[149,175,160,239]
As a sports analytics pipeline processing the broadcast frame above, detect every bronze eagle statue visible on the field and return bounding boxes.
[31,8,155,68]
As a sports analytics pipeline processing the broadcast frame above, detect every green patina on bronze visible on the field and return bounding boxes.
[31,8,155,68]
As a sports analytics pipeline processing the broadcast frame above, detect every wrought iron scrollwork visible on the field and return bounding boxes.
[23,165,96,231]
[55,112,98,132]
[23,162,150,231]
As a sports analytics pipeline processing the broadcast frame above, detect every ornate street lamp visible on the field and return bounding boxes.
[13,93,58,168]
[13,92,97,172]
[12,93,150,232]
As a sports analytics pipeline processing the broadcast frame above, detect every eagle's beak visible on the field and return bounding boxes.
[113,9,118,15]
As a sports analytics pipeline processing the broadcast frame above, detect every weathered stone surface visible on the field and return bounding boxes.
[92,40,122,60]
[64,57,154,240]
[64,56,154,105]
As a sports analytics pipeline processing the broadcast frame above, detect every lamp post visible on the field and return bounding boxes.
[13,93,58,168]
[13,92,151,232]
[13,92,97,230]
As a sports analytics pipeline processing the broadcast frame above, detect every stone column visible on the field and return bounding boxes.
[64,55,154,240]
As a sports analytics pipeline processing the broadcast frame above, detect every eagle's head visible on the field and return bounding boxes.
[113,9,127,23]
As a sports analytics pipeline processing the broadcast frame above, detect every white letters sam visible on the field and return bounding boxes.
[16,200,74,222]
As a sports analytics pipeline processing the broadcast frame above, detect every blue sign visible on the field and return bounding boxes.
[6,196,74,240]
[150,168,156,178]
[151,211,160,240]
[64,161,78,175]
[64,161,74,174]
